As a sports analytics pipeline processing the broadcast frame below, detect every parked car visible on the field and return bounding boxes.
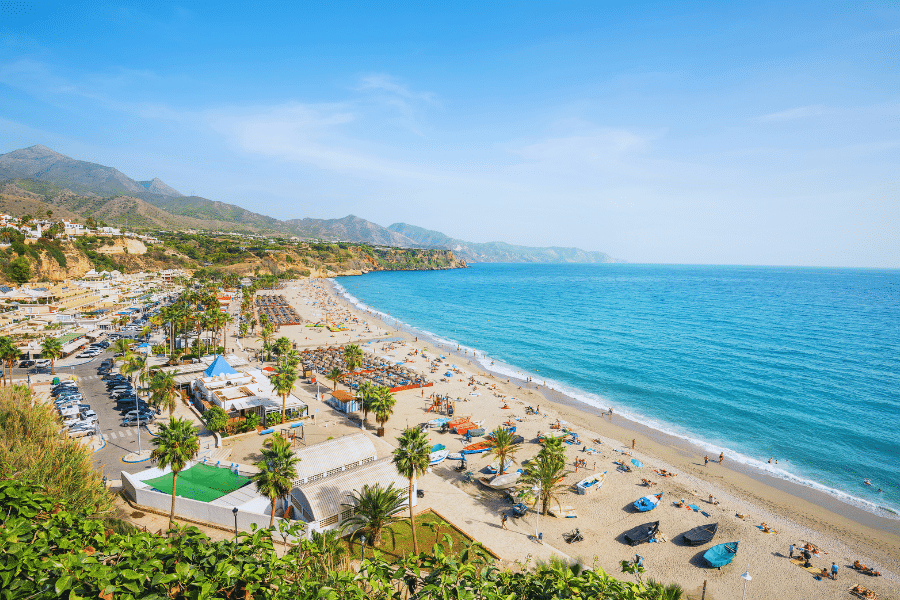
[18,360,35,368]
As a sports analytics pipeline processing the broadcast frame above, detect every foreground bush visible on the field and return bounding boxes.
[0,476,668,600]
[0,385,111,515]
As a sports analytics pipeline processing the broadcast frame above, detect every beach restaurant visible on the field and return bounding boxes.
[190,355,308,421]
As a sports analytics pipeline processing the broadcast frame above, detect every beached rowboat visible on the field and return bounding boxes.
[682,522,718,546]
[486,469,523,489]
[633,492,663,512]
[575,471,607,495]
[703,541,739,568]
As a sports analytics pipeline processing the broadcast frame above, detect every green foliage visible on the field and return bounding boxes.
[203,406,229,433]
[0,386,112,515]
[6,256,31,283]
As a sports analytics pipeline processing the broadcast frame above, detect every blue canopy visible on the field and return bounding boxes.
[204,355,238,378]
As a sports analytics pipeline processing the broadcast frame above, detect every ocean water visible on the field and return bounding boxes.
[334,264,900,516]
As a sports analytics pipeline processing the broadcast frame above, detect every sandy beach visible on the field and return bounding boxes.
[236,278,900,599]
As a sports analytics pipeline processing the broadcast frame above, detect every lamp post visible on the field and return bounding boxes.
[232,507,239,542]
[740,564,752,600]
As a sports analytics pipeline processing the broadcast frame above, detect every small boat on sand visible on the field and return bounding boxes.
[462,440,493,454]
[623,521,659,545]
[703,541,739,568]
[682,522,718,546]
[486,469,523,489]
[575,471,607,495]
[633,492,663,512]
[429,444,449,465]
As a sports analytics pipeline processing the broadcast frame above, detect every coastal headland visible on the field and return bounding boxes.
[242,276,900,599]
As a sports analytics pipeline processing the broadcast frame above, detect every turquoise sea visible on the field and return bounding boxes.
[334,264,900,517]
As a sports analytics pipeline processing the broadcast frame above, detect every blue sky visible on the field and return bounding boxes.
[1,1,897,267]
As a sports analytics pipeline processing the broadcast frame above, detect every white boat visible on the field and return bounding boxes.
[487,469,523,489]
[486,457,514,474]
[429,449,449,465]
[575,471,607,495]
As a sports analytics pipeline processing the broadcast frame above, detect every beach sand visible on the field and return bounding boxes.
[234,279,900,599]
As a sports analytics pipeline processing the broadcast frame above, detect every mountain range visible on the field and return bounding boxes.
[0,145,620,263]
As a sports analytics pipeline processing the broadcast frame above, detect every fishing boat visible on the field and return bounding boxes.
[575,471,607,495]
[429,444,449,465]
[461,440,493,454]
[623,521,659,546]
[633,492,663,512]
[703,541,739,568]
[486,469,523,489]
[486,458,514,474]
[682,523,719,546]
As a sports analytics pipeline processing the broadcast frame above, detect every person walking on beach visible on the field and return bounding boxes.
[501,513,508,530]
[718,452,724,464]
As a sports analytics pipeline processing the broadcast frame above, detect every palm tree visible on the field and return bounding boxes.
[150,417,200,530]
[252,433,301,528]
[326,366,343,391]
[343,344,363,373]
[150,370,179,416]
[372,386,396,433]
[339,483,407,555]
[357,381,377,429]
[393,427,430,554]
[520,447,570,516]
[272,363,298,424]
[0,337,19,386]
[40,337,62,375]
[486,427,522,475]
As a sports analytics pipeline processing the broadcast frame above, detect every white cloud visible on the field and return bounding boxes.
[758,104,829,122]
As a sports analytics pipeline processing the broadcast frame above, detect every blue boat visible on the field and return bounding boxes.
[633,492,662,512]
[703,541,739,568]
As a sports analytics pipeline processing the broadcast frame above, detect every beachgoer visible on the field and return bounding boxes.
[718,452,724,464]
[501,514,508,530]
[789,543,794,558]
[831,562,838,579]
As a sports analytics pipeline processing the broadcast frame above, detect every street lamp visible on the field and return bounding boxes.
[232,507,239,542]
[740,564,752,600]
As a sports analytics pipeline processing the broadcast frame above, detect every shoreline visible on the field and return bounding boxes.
[325,278,900,565]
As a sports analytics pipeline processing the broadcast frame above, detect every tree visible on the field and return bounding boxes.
[272,363,298,424]
[326,366,343,391]
[0,337,19,386]
[393,427,430,555]
[7,256,31,284]
[40,337,62,375]
[343,343,363,372]
[252,433,301,528]
[150,417,200,530]
[149,370,178,416]
[204,406,228,433]
[357,381,377,429]
[486,427,522,475]
[372,386,396,433]
[520,446,570,516]
[339,482,407,552]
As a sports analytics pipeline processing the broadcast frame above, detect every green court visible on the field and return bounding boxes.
[144,463,250,502]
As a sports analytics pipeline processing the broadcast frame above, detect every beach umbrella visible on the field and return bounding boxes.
[631,459,643,468]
